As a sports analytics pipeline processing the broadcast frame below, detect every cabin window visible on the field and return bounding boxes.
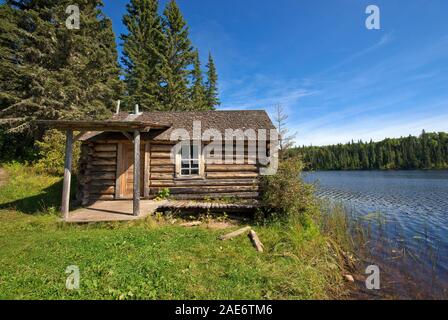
[178,143,201,177]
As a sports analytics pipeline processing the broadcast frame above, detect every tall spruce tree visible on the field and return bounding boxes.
[205,52,220,109]
[160,0,194,111]
[0,0,122,134]
[121,0,220,112]
[189,49,207,110]
[121,0,164,110]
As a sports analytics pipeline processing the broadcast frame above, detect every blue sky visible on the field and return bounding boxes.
[103,0,448,146]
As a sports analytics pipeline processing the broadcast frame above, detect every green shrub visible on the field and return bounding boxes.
[155,187,170,201]
[34,130,81,176]
[260,157,314,219]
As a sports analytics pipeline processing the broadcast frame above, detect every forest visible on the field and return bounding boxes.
[0,0,219,161]
[291,131,448,171]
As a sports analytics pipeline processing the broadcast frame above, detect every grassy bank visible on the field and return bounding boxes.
[0,163,353,300]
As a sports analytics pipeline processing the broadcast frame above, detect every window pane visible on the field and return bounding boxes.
[181,145,190,159]
[179,143,201,176]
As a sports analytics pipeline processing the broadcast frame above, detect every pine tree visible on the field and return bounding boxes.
[294,131,448,171]
[0,0,122,132]
[205,52,220,109]
[122,0,164,110]
[189,49,207,110]
[160,0,194,111]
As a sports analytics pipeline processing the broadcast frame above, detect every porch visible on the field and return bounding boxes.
[65,200,258,223]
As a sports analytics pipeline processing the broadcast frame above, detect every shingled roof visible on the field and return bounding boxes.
[80,110,276,141]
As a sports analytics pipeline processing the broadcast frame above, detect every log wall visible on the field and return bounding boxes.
[78,140,267,203]
[149,142,262,200]
[78,142,118,205]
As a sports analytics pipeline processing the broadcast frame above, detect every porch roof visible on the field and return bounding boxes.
[37,120,172,132]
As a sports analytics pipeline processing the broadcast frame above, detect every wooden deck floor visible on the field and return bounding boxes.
[65,200,258,223]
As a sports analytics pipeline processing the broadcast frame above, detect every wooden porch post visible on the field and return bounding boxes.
[133,130,141,216]
[61,129,73,220]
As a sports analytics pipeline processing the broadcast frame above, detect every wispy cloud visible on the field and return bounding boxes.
[220,75,316,111]
[213,16,448,147]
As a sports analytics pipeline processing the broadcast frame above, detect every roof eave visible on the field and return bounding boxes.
[36,120,172,132]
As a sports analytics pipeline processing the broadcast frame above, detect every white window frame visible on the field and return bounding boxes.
[175,142,204,178]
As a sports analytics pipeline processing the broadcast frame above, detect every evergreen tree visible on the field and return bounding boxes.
[121,0,164,110]
[160,0,193,111]
[205,52,220,109]
[0,0,122,133]
[291,131,448,171]
[121,0,220,112]
[189,49,207,110]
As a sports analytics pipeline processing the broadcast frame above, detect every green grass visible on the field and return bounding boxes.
[0,163,351,300]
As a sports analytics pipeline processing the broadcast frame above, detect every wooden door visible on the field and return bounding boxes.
[118,144,145,198]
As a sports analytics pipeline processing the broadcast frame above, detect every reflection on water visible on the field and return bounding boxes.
[304,170,448,299]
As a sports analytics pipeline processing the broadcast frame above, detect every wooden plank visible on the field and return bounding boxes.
[168,192,259,200]
[248,230,264,252]
[90,179,115,186]
[151,144,175,152]
[93,151,117,159]
[206,172,258,179]
[150,180,175,187]
[150,165,175,173]
[150,173,175,180]
[94,144,117,152]
[92,159,116,166]
[87,165,116,173]
[151,158,174,166]
[152,186,258,195]
[150,178,258,187]
[91,172,116,180]
[61,129,73,219]
[150,152,171,159]
[219,227,251,241]
[206,164,258,172]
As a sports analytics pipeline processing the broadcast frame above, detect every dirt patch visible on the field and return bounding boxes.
[0,168,7,187]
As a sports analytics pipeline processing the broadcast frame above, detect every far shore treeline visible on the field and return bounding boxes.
[0,0,220,162]
[291,131,448,171]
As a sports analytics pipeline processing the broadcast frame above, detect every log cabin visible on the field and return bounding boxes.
[40,109,277,219]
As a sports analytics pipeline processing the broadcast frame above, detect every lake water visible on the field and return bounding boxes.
[303,170,448,299]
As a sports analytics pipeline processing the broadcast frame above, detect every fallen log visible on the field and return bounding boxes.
[180,221,202,227]
[248,230,264,252]
[218,226,251,241]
